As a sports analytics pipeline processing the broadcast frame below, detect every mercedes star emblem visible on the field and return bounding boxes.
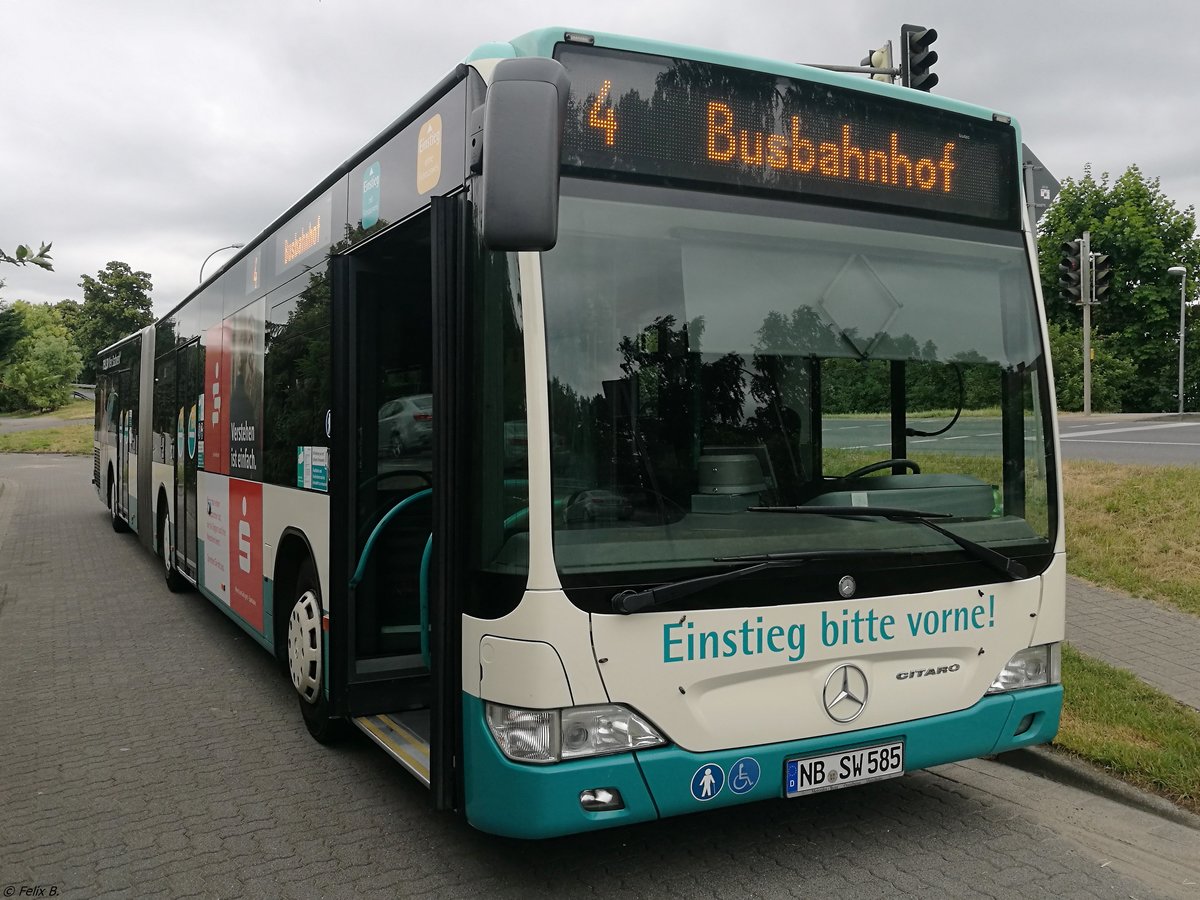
[823,664,869,723]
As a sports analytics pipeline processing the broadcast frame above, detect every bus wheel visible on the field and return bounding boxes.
[288,561,343,743]
[160,514,186,593]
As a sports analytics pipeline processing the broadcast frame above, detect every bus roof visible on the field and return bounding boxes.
[96,324,150,358]
[469,27,1017,129]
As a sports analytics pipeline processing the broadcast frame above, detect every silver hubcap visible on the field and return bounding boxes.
[288,590,323,704]
[162,520,172,574]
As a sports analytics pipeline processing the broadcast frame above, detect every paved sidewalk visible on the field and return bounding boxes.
[1067,576,1200,710]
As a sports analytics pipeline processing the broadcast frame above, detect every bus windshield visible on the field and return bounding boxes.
[541,180,1055,591]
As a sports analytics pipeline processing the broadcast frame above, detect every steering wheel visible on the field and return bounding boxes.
[841,458,921,479]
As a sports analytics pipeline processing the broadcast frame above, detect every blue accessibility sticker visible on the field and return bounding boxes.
[728,757,760,795]
[690,763,724,802]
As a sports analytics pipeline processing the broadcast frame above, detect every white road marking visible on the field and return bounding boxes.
[1060,422,1200,439]
[1061,439,1200,447]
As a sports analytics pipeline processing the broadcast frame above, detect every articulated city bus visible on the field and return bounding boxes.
[93,27,1063,838]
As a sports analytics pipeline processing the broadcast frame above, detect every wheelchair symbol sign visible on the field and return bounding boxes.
[728,757,760,795]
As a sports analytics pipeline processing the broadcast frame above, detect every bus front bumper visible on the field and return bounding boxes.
[461,686,1061,839]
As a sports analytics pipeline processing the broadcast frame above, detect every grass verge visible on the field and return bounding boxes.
[0,423,92,455]
[0,398,93,420]
[1061,459,1200,617]
[1056,644,1200,814]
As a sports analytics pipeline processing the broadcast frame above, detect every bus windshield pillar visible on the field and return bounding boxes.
[890,361,907,473]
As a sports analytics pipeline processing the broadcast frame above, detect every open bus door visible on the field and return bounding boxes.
[330,195,467,812]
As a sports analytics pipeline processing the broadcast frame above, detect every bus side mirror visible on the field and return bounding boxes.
[480,58,570,252]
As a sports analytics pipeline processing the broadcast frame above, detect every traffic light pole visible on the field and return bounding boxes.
[1080,231,1093,415]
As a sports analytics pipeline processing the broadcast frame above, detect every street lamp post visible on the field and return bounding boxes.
[1169,265,1187,415]
[199,243,244,284]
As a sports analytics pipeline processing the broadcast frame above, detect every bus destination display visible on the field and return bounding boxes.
[556,45,1018,226]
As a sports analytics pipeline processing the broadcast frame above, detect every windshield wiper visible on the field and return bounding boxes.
[611,559,808,614]
[747,505,1028,581]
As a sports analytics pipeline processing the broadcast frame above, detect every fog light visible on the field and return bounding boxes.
[580,788,624,811]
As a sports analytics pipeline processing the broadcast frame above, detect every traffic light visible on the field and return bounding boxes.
[860,41,893,83]
[901,24,939,92]
[1092,252,1112,302]
[1059,239,1083,304]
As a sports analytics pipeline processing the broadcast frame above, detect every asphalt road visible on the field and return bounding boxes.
[1,454,1198,898]
[1057,414,1200,465]
[823,414,1200,466]
[0,413,84,434]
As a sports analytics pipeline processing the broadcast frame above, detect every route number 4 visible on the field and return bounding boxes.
[588,80,617,146]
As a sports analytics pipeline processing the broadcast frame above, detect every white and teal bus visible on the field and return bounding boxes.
[94,27,1063,838]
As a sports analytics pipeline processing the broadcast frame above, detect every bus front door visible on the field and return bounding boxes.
[332,195,468,813]
[333,212,438,783]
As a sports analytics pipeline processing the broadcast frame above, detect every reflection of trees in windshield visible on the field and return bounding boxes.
[550,310,814,511]
[550,314,749,514]
[562,54,782,184]
[549,299,1015,516]
[749,303,1005,414]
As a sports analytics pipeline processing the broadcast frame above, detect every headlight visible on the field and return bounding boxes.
[987,643,1061,693]
[485,702,666,764]
[560,705,666,759]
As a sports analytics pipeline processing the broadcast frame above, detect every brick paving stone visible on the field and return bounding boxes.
[1067,575,1200,709]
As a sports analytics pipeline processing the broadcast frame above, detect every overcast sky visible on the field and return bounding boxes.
[4,0,1197,316]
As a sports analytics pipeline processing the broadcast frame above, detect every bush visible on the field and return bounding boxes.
[1047,322,1136,412]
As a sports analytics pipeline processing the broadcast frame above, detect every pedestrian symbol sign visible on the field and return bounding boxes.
[690,763,724,802]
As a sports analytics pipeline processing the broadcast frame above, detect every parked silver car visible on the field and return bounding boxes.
[378,394,433,458]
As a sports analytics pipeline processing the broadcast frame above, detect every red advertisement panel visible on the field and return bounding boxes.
[204,322,231,475]
[228,478,264,632]
[228,299,265,479]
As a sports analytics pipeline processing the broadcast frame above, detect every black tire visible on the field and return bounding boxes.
[109,477,129,533]
[288,560,344,744]
[160,508,187,593]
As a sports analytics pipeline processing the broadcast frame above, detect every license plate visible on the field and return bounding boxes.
[785,741,904,797]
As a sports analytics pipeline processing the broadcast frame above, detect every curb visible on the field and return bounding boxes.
[995,745,1200,830]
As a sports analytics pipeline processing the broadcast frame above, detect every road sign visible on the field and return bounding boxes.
[1021,143,1059,223]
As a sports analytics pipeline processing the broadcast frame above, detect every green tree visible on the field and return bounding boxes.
[54,298,82,343]
[0,301,28,362]
[0,242,53,345]
[1046,322,1136,412]
[0,242,53,270]
[76,261,154,381]
[0,301,82,412]
[1038,165,1199,411]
